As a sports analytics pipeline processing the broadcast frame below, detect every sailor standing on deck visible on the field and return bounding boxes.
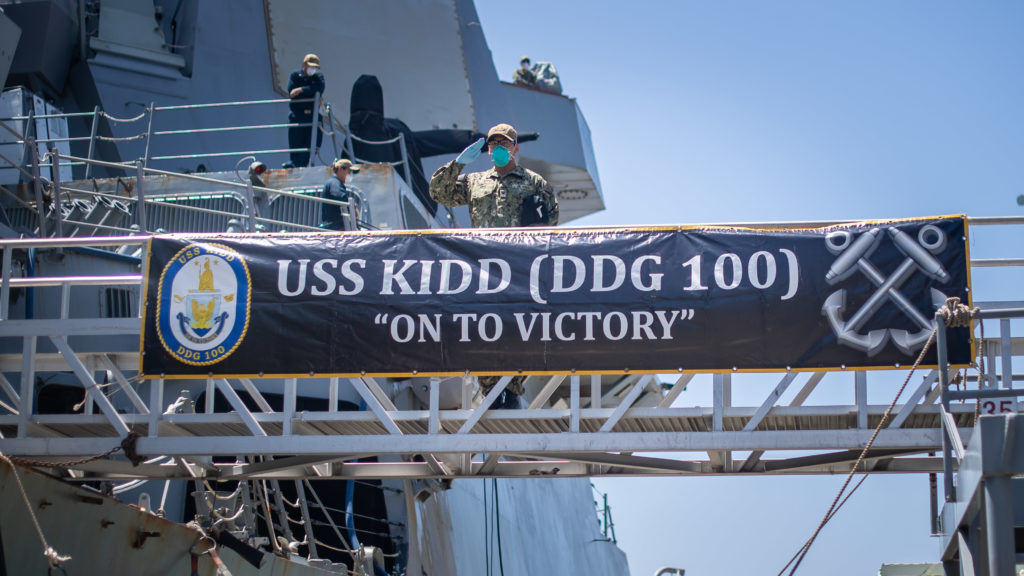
[429,123,559,408]
[513,56,538,87]
[320,159,360,230]
[286,53,325,168]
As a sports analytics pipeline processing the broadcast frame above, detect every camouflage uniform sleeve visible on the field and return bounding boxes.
[535,173,559,226]
[429,159,470,207]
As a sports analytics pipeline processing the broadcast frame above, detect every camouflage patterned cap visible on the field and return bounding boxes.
[520,55,531,64]
[303,53,320,67]
[486,123,517,144]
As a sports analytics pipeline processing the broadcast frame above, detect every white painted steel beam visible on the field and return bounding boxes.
[350,377,402,435]
[100,354,149,414]
[657,374,694,408]
[0,371,19,411]
[50,336,131,437]
[0,428,958,460]
[890,371,939,429]
[742,373,797,432]
[54,454,947,480]
[0,318,138,337]
[527,374,566,409]
[598,375,651,433]
[214,379,267,436]
[237,378,274,413]
[457,376,511,434]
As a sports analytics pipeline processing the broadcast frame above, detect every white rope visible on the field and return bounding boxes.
[0,452,71,568]
[101,110,147,123]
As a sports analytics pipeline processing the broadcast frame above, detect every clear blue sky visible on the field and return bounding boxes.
[477,3,1023,575]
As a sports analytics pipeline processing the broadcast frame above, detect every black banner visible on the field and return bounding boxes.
[140,216,972,378]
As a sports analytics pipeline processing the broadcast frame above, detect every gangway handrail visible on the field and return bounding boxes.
[561,215,1024,231]
[7,151,366,235]
[935,305,1024,503]
[2,96,418,218]
[152,97,309,112]
[4,275,143,288]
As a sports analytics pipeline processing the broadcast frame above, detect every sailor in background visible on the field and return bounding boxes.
[320,159,360,230]
[286,53,325,168]
[429,123,559,408]
[513,55,537,87]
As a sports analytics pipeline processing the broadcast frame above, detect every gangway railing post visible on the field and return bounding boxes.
[85,105,100,179]
[135,158,148,233]
[143,102,155,167]
[308,93,320,167]
[49,148,65,238]
[326,105,339,161]
[712,373,732,471]
[1000,318,1017,412]
[17,336,36,438]
[0,245,11,321]
[855,371,868,430]
[570,375,580,433]
[148,378,163,438]
[936,311,955,502]
[28,137,47,237]
[244,178,257,232]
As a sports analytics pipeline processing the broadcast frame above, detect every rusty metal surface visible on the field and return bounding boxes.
[0,461,341,575]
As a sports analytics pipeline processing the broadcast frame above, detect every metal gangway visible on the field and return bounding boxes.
[0,219,1020,485]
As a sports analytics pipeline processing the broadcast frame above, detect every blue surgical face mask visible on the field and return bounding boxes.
[491,145,511,168]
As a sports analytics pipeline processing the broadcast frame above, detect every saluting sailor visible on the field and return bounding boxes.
[429,123,559,408]
[429,123,558,228]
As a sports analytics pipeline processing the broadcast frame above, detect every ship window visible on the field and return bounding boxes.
[103,288,135,318]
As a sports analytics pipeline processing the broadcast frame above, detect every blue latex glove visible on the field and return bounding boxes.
[456,138,486,165]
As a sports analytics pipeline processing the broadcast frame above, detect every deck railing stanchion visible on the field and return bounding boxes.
[143,102,155,166]
[244,178,257,232]
[936,311,955,502]
[28,137,47,237]
[50,148,65,238]
[1,244,12,321]
[308,93,320,167]
[85,106,100,179]
[135,158,148,232]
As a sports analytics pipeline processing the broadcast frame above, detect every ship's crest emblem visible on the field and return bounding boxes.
[157,243,251,366]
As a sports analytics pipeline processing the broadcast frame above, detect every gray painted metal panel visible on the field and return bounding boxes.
[0,9,20,89]
[267,0,476,131]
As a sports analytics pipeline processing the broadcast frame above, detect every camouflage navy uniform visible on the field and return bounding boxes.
[513,67,537,87]
[430,143,558,405]
[428,161,559,228]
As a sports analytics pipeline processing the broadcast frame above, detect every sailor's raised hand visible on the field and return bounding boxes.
[456,138,486,165]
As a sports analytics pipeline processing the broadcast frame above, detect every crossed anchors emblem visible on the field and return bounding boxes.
[822,225,950,356]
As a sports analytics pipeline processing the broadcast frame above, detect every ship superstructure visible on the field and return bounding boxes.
[0,3,1022,576]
